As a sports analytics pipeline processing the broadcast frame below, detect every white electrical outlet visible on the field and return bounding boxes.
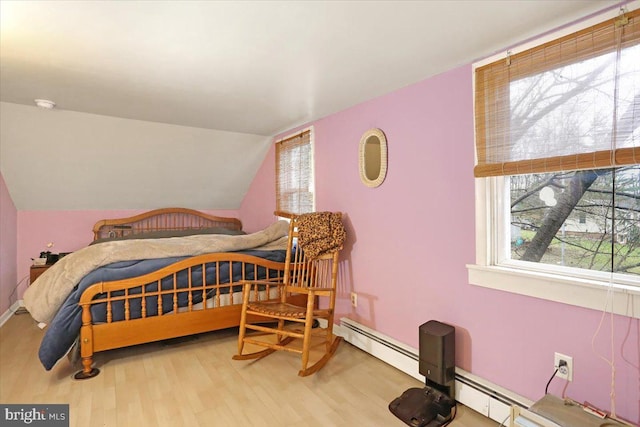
[554,352,573,381]
[350,292,357,307]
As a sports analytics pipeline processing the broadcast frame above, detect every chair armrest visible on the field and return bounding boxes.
[239,278,285,291]
[285,286,335,295]
[239,278,285,286]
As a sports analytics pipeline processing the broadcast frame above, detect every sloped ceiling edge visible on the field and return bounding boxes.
[0,102,272,210]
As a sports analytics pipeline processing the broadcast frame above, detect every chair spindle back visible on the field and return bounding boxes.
[282,215,340,293]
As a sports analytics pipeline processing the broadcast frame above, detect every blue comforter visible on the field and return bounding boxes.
[39,249,286,370]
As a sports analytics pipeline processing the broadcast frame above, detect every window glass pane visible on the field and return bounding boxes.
[275,130,314,215]
[616,43,640,149]
[509,166,640,276]
[508,51,618,163]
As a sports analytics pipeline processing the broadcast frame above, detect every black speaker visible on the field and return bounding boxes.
[419,320,455,398]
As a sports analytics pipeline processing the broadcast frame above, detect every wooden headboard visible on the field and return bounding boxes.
[92,207,243,241]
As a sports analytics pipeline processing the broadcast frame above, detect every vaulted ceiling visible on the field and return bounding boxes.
[0,1,614,210]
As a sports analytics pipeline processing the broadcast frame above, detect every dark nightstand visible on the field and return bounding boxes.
[30,264,52,285]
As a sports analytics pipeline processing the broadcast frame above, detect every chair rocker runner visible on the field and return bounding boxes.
[233,211,344,376]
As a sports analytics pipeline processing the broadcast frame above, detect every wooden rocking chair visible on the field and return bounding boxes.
[233,211,344,376]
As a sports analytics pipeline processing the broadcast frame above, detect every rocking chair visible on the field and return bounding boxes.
[233,211,344,376]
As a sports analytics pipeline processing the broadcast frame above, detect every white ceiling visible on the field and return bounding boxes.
[0,0,620,211]
[0,0,615,137]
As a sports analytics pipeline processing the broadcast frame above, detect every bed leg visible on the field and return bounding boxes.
[74,357,100,380]
[73,305,100,380]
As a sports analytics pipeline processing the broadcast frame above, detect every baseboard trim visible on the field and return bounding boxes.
[333,317,532,424]
[0,300,24,328]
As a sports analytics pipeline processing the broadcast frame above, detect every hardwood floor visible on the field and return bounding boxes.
[0,312,498,427]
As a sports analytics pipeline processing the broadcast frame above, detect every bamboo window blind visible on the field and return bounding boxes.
[474,7,640,177]
[275,130,314,215]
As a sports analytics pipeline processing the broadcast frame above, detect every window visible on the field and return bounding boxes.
[508,168,640,276]
[275,128,315,215]
[470,7,640,316]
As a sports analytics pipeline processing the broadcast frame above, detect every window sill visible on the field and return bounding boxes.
[467,264,640,319]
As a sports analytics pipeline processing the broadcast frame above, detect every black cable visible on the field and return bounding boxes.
[9,275,29,302]
[8,275,30,315]
[545,368,559,395]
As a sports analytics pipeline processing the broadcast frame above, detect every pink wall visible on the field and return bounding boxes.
[15,208,239,298]
[240,65,640,423]
[239,145,280,233]
[0,172,18,315]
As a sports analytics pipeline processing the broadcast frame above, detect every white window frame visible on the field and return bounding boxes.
[467,3,640,319]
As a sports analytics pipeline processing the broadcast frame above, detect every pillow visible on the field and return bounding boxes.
[91,227,245,245]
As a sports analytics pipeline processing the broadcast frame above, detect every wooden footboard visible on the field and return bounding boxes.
[75,252,305,379]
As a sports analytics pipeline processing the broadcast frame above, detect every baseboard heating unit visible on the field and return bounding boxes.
[336,317,533,424]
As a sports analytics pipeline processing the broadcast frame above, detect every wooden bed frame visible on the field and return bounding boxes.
[74,208,304,379]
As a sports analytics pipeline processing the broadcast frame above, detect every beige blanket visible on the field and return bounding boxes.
[23,220,289,324]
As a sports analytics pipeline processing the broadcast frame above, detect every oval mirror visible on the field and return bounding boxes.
[359,128,387,188]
